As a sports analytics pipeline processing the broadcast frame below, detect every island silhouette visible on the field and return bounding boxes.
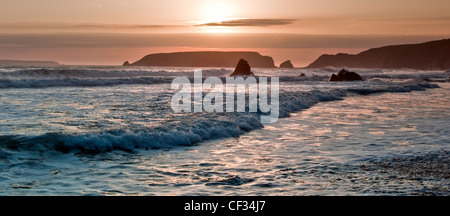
[123,39,450,70]
[124,51,275,68]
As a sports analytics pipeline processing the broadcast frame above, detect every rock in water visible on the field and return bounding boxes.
[280,60,294,68]
[230,59,254,76]
[329,74,340,81]
[329,69,363,81]
[122,61,130,66]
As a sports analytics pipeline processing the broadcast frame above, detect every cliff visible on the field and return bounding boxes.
[307,39,450,70]
[124,51,275,68]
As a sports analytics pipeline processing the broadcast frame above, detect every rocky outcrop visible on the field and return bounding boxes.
[279,60,294,68]
[122,61,130,66]
[328,69,363,82]
[307,39,450,70]
[229,59,254,77]
[125,51,275,68]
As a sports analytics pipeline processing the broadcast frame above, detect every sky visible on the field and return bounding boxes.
[1,0,450,66]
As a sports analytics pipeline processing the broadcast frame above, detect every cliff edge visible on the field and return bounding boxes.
[307,39,450,70]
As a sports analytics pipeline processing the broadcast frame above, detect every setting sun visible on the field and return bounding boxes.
[197,1,238,33]
[201,1,235,23]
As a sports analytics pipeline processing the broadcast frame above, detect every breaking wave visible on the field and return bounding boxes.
[0,67,232,88]
[0,66,447,88]
[0,81,439,153]
[0,77,176,88]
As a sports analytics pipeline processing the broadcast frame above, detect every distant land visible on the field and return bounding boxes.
[307,39,450,70]
[0,60,60,66]
[123,51,276,68]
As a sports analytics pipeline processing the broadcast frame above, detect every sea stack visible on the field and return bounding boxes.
[122,61,130,66]
[280,60,294,68]
[230,59,254,77]
[329,69,363,81]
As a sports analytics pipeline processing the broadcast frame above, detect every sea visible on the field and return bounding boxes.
[0,65,449,195]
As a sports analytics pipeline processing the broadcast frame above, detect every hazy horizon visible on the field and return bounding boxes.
[1,0,450,66]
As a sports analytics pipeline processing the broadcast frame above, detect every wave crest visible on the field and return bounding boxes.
[0,81,439,153]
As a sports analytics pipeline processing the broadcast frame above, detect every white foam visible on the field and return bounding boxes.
[0,67,230,79]
[0,77,176,88]
[0,66,441,153]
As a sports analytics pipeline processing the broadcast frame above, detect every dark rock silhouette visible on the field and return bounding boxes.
[299,73,306,77]
[229,59,254,77]
[279,60,294,68]
[329,69,363,82]
[307,39,450,70]
[125,51,275,68]
[122,61,130,66]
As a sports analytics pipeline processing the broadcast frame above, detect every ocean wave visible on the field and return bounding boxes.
[0,77,176,88]
[0,113,264,153]
[0,67,221,88]
[0,90,347,153]
[0,68,231,78]
[0,81,439,153]
[0,76,329,88]
[347,82,439,95]
[366,73,448,80]
[278,90,346,118]
[0,66,446,89]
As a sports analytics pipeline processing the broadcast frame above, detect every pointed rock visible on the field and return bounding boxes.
[230,59,254,77]
[122,61,130,66]
[280,60,294,68]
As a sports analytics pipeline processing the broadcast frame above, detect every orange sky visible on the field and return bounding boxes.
[1,0,450,66]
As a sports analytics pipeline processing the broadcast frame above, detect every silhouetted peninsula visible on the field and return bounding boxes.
[0,60,60,66]
[307,39,450,70]
[124,51,275,68]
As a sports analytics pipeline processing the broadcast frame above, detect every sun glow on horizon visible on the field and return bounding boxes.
[201,1,235,23]
[197,1,239,33]
[197,26,239,34]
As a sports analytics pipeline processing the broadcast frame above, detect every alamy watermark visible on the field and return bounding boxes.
[171,69,279,123]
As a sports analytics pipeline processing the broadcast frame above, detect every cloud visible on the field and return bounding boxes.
[0,18,297,33]
[197,19,298,27]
